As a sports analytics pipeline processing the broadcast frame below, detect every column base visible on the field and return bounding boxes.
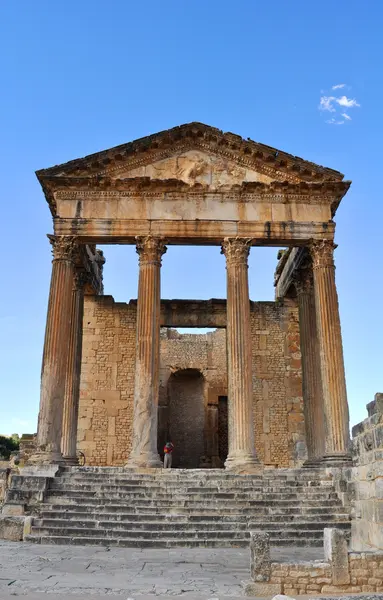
[302,457,324,468]
[225,452,262,474]
[320,453,353,467]
[61,455,79,466]
[26,451,65,466]
[125,451,162,469]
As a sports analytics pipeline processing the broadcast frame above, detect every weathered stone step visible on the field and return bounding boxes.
[30,525,329,540]
[43,503,344,517]
[15,466,349,549]
[58,471,256,480]
[41,503,345,519]
[24,534,323,548]
[46,493,341,508]
[48,481,335,493]
[46,487,340,501]
[39,509,350,523]
[34,518,350,532]
[59,466,331,477]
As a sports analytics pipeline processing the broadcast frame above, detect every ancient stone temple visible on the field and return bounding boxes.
[5,122,378,550]
[29,122,351,470]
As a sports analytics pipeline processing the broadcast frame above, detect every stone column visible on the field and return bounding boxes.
[221,238,259,471]
[61,269,87,463]
[310,240,351,464]
[294,261,325,465]
[126,236,167,468]
[29,236,78,464]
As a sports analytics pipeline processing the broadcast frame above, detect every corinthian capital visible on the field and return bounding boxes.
[48,235,79,262]
[221,237,252,267]
[136,236,167,266]
[309,239,337,270]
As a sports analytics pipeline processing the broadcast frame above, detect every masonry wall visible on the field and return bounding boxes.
[78,296,136,465]
[251,300,305,466]
[350,393,383,551]
[78,296,305,467]
[266,552,383,596]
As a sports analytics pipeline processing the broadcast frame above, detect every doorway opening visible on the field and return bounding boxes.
[161,368,205,468]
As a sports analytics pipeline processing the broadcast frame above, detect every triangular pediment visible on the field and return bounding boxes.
[118,149,275,186]
[37,122,344,186]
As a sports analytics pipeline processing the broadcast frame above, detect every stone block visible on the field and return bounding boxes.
[243,580,281,596]
[324,527,351,584]
[23,515,33,537]
[1,504,24,516]
[250,530,271,582]
[0,516,24,541]
[375,424,383,451]
[375,393,383,415]
[20,464,60,478]
[376,478,383,500]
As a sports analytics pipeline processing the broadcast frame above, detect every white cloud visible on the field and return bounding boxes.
[326,118,345,125]
[319,96,336,112]
[337,95,360,108]
[319,87,360,125]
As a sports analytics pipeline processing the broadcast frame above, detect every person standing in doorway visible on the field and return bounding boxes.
[163,441,174,468]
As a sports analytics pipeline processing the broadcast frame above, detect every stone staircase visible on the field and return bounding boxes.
[25,467,351,548]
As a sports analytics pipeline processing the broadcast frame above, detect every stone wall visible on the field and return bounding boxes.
[247,529,383,597]
[78,296,305,467]
[265,553,383,596]
[350,393,383,551]
[78,296,136,465]
[252,299,305,466]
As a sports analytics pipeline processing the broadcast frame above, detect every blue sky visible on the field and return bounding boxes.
[0,1,381,435]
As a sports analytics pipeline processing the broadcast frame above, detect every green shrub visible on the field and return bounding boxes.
[0,435,20,460]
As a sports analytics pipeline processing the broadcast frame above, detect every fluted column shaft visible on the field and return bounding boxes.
[221,238,259,471]
[30,236,78,464]
[127,236,167,468]
[295,263,325,464]
[61,269,87,462]
[310,240,351,464]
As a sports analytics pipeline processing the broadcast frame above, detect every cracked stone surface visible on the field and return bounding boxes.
[0,541,322,598]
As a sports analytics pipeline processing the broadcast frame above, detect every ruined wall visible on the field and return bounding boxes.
[252,300,305,467]
[78,296,136,465]
[78,296,304,467]
[350,393,383,551]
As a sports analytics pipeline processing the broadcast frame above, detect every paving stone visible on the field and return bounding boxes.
[0,540,324,597]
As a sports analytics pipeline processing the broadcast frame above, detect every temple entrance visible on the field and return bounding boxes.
[167,369,205,468]
[218,395,228,464]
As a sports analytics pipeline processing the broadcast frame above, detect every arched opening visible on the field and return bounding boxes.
[165,368,205,468]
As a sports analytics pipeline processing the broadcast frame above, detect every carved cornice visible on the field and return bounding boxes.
[41,176,350,217]
[44,176,350,196]
[36,123,345,185]
[136,236,167,267]
[221,237,251,267]
[48,235,79,262]
[309,239,337,270]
